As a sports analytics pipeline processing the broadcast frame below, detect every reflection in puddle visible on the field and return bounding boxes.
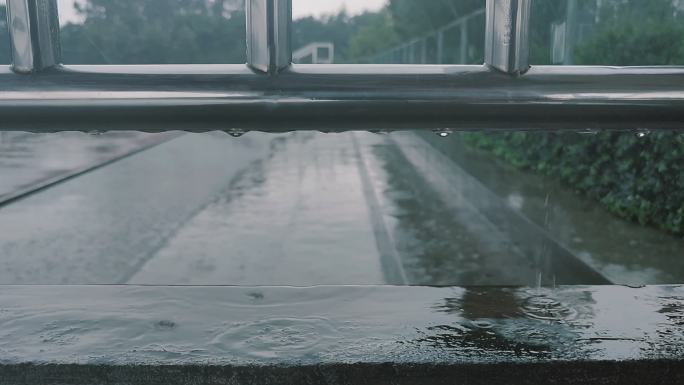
[413,288,589,359]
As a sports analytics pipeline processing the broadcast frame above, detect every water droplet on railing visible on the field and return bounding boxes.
[227,129,246,138]
[433,129,453,138]
[577,129,598,136]
[635,129,650,138]
[370,130,390,135]
[88,130,104,136]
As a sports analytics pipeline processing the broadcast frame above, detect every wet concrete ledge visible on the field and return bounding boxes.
[0,285,683,384]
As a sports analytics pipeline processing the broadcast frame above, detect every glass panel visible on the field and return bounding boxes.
[530,0,684,65]
[292,0,486,64]
[57,0,246,64]
[1,130,682,286]
[0,0,10,64]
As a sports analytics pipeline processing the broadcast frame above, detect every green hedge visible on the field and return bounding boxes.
[462,132,684,235]
[461,1,684,237]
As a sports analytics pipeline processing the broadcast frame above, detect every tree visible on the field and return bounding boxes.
[292,10,401,64]
[464,0,684,235]
[347,10,398,62]
[575,0,684,65]
[60,0,245,64]
[387,0,483,39]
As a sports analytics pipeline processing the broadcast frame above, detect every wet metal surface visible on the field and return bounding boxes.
[0,285,682,384]
[2,64,684,131]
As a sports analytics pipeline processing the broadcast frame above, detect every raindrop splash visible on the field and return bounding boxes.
[536,271,542,294]
[471,320,494,329]
[522,295,577,322]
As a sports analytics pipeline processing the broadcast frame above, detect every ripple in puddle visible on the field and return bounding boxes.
[521,295,578,321]
[210,317,339,359]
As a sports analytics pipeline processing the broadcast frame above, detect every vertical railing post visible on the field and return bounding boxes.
[484,0,531,75]
[6,0,61,74]
[246,0,291,74]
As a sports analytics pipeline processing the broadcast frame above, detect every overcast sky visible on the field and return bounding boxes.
[31,0,388,24]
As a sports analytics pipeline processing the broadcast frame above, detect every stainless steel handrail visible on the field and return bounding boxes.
[1,64,682,131]
[2,0,683,132]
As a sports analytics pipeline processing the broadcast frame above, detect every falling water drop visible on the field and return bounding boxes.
[227,129,246,138]
[536,271,542,294]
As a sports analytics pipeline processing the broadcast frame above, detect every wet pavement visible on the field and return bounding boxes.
[0,131,177,205]
[0,131,681,286]
[0,133,275,284]
[0,131,569,286]
[129,133,386,285]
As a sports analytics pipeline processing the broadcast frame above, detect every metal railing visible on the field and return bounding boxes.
[1,0,683,132]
